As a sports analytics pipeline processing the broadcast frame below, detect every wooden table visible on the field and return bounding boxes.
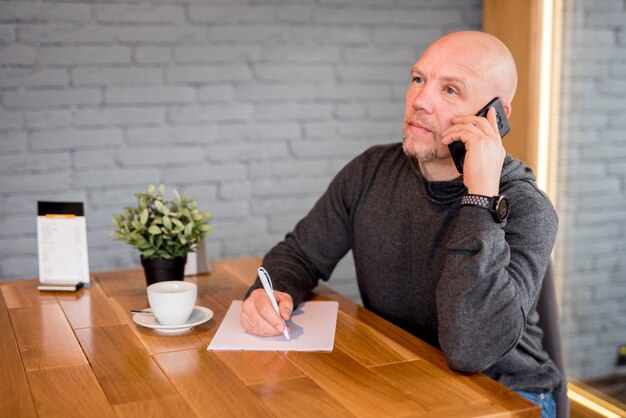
[0,257,539,417]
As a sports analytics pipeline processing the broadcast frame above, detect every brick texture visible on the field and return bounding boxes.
[0,2,480,301]
[6,0,621,389]
[556,0,626,380]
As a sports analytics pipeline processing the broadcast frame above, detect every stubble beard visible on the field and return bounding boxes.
[401,114,441,161]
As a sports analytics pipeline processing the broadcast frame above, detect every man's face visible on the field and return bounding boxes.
[402,39,492,162]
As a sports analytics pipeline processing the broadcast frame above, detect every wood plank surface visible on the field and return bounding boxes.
[214,351,304,386]
[0,290,37,418]
[315,290,538,416]
[196,281,244,311]
[1,279,57,309]
[0,259,540,418]
[371,360,488,411]
[286,349,424,417]
[248,376,356,418]
[193,263,252,310]
[194,305,227,346]
[27,364,116,418]
[315,290,451,369]
[57,281,126,329]
[74,324,176,405]
[412,402,510,418]
[455,373,540,418]
[93,269,147,298]
[108,294,205,355]
[334,310,420,367]
[219,256,262,285]
[193,291,228,342]
[113,396,197,418]
[10,302,88,371]
[155,348,272,417]
[94,270,224,354]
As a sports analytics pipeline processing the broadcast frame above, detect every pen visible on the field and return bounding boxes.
[257,267,290,340]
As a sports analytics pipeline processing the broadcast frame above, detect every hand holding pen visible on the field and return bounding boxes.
[258,267,290,340]
[240,267,293,339]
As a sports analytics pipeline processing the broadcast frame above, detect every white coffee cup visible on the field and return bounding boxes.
[147,281,197,326]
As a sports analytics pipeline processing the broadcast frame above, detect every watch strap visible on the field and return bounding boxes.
[461,194,493,210]
[461,193,509,223]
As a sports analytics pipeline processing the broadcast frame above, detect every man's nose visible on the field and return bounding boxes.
[410,84,434,114]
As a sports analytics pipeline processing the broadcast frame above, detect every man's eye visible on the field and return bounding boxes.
[412,76,424,84]
[445,86,458,95]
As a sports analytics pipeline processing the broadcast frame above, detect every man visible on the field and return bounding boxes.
[241,31,560,417]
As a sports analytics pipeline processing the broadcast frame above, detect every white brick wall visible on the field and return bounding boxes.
[0,0,481,301]
[557,0,626,379]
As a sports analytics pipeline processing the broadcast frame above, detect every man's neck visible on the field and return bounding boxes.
[418,158,461,182]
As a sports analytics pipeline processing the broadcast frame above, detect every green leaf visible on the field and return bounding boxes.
[154,200,167,214]
[148,225,162,235]
[112,184,213,259]
[137,242,151,250]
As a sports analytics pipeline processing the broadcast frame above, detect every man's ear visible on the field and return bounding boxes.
[502,101,512,118]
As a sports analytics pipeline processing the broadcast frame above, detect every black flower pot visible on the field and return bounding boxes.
[140,256,187,286]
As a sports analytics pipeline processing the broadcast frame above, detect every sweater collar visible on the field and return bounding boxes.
[407,156,467,204]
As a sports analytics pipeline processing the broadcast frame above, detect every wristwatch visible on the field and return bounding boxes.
[461,194,509,223]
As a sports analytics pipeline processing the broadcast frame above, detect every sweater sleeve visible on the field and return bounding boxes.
[436,184,558,373]
[244,157,360,307]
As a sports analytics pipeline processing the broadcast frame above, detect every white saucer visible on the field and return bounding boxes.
[132,306,213,333]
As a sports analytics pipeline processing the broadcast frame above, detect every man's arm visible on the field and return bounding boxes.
[241,153,364,335]
[436,184,557,373]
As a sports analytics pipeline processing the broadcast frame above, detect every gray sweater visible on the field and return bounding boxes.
[247,143,561,393]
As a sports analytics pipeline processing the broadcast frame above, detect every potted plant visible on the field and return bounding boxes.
[111,184,213,285]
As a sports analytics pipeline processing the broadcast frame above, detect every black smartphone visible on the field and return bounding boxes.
[448,97,510,174]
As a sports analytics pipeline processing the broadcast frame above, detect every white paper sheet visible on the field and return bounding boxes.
[208,300,339,352]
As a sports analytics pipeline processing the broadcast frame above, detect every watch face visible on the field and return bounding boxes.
[495,196,509,221]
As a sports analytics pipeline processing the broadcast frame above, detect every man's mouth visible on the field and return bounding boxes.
[405,119,432,135]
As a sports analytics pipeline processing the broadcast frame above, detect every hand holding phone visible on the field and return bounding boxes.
[448,97,510,174]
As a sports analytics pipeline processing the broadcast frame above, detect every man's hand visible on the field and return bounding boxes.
[240,288,293,336]
[442,107,506,196]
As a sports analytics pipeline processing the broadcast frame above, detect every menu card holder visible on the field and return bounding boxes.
[37,201,90,291]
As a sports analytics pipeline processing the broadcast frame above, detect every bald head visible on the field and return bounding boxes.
[423,31,518,104]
